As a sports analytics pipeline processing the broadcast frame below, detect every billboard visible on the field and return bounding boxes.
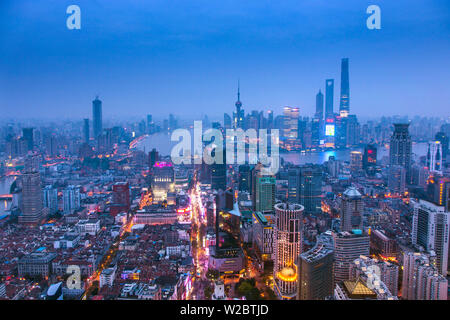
[325,124,335,136]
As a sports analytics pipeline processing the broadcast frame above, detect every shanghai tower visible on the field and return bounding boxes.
[339,58,350,117]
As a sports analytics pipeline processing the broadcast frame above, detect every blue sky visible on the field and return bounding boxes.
[0,0,449,120]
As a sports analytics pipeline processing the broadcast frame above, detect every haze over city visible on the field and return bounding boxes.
[1,0,449,119]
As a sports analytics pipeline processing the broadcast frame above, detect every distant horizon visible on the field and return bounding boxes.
[1,0,449,119]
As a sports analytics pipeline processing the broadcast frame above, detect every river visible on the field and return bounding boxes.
[135,132,429,165]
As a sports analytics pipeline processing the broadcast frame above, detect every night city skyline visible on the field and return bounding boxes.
[1,0,450,310]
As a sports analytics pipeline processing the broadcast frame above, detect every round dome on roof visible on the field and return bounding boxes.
[343,187,362,198]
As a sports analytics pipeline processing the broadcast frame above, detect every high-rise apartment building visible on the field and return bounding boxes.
[402,251,447,300]
[63,185,81,214]
[412,199,450,276]
[350,255,399,298]
[43,185,58,214]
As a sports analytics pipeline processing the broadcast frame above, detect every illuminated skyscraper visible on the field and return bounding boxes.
[340,187,363,232]
[362,144,377,170]
[350,151,363,173]
[426,141,443,174]
[283,107,300,150]
[273,203,304,300]
[339,58,350,118]
[150,161,175,203]
[435,131,449,161]
[92,96,102,138]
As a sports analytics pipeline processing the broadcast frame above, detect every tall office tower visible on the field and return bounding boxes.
[146,114,152,127]
[427,176,450,212]
[283,107,300,141]
[325,79,334,120]
[412,199,450,276]
[297,231,334,300]
[402,251,448,300]
[223,113,232,129]
[340,187,363,232]
[388,165,406,194]
[273,203,304,300]
[92,96,102,138]
[339,58,350,118]
[22,128,34,151]
[389,123,412,178]
[315,90,324,120]
[332,230,370,283]
[251,163,263,210]
[287,167,301,203]
[43,185,58,214]
[83,118,90,143]
[63,185,81,214]
[345,115,360,147]
[311,118,321,147]
[233,82,244,129]
[426,141,443,174]
[110,182,131,216]
[350,151,363,173]
[211,148,227,191]
[148,148,159,168]
[168,114,177,131]
[362,144,377,170]
[238,164,251,192]
[151,161,175,203]
[255,176,276,213]
[252,211,275,263]
[350,256,399,298]
[267,110,274,129]
[298,165,323,214]
[435,131,449,161]
[19,158,44,225]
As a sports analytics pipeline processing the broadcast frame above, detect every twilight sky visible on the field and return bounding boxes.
[0,0,449,120]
